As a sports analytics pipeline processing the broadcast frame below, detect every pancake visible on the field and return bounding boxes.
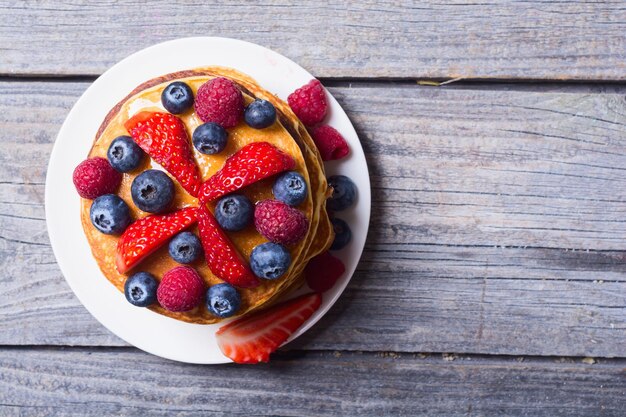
[81,67,334,324]
[220,69,334,298]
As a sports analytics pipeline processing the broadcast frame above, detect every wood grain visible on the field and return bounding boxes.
[1,81,625,357]
[1,1,625,80]
[0,348,624,417]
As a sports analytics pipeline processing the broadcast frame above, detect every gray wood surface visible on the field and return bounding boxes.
[1,81,624,357]
[1,1,626,80]
[3,3,626,412]
[0,348,624,417]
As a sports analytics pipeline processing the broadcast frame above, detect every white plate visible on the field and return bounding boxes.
[45,37,370,364]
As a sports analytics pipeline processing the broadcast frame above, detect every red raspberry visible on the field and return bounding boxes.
[305,251,345,293]
[254,199,309,245]
[72,157,122,199]
[310,125,350,161]
[288,79,328,126]
[194,77,244,128]
[157,266,205,312]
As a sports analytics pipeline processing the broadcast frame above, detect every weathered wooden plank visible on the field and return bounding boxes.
[2,239,626,355]
[0,348,624,417]
[1,1,626,80]
[1,81,625,357]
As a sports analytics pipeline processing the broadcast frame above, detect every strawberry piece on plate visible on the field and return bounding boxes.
[125,111,202,197]
[197,203,260,288]
[216,292,322,364]
[115,207,197,274]
[199,141,295,202]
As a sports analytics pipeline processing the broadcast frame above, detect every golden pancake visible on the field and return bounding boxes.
[80,67,333,324]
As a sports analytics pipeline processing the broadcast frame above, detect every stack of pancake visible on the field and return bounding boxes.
[80,67,333,324]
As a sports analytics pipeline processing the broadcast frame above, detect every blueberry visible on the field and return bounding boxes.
[215,194,253,231]
[106,135,144,172]
[330,218,352,250]
[168,231,202,264]
[192,122,227,155]
[244,99,276,129]
[273,171,308,206]
[250,242,291,280]
[161,81,194,114]
[124,272,158,307]
[131,169,174,213]
[327,175,357,211]
[90,194,131,235]
[206,283,241,318]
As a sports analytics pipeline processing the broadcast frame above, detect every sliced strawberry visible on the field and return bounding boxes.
[199,142,295,202]
[197,203,260,288]
[125,111,201,197]
[216,292,322,364]
[116,207,197,274]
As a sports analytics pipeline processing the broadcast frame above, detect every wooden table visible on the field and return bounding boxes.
[1,2,625,415]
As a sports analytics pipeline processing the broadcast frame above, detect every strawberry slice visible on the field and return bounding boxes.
[115,207,197,274]
[197,203,260,288]
[125,111,202,197]
[216,292,322,364]
[199,141,295,202]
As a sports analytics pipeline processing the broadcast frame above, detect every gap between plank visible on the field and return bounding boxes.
[0,345,624,362]
[2,74,626,93]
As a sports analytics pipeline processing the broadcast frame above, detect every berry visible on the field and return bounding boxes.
[124,272,158,307]
[72,157,121,199]
[330,218,352,250]
[161,81,194,114]
[168,231,203,264]
[89,194,131,235]
[310,125,350,161]
[254,200,309,245]
[125,111,201,197]
[192,122,227,155]
[116,207,197,274]
[199,142,295,203]
[250,242,291,280]
[327,175,357,211]
[244,99,276,129]
[107,135,145,172]
[287,79,327,126]
[130,169,174,213]
[305,251,345,293]
[206,283,241,318]
[194,77,244,128]
[272,171,308,206]
[197,204,260,288]
[215,194,253,231]
[157,266,205,312]
[216,292,322,364]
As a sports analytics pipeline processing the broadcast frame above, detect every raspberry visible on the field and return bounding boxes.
[157,266,205,312]
[288,79,328,126]
[310,125,350,161]
[254,199,309,245]
[72,157,122,199]
[194,77,244,128]
[305,251,345,293]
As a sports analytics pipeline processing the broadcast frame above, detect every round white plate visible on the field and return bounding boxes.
[46,37,370,364]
